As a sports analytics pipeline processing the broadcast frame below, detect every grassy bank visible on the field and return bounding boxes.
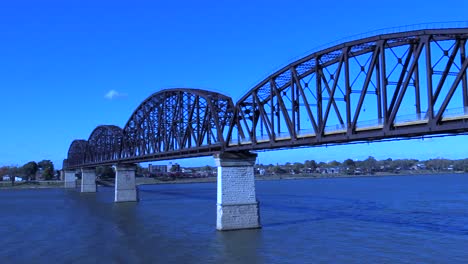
[0,180,63,189]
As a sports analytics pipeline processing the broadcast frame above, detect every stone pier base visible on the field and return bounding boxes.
[64,170,76,188]
[115,164,138,202]
[81,168,96,193]
[214,152,261,231]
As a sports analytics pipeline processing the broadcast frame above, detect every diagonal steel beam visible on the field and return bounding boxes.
[271,79,294,138]
[433,40,461,103]
[388,40,425,125]
[320,56,344,134]
[351,45,380,130]
[434,56,468,123]
[292,68,319,134]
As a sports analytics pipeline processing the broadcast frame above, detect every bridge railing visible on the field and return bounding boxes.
[355,119,383,130]
[292,21,468,68]
[442,107,468,120]
[324,124,346,133]
[297,129,316,138]
[394,112,428,125]
[240,22,468,96]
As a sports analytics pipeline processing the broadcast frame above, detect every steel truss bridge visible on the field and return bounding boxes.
[65,28,468,169]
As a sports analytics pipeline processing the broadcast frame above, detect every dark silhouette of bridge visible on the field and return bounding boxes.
[65,28,468,169]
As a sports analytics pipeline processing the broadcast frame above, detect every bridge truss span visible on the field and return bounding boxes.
[227,28,468,151]
[120,88,235,163]
[66,140,88,168]
[85,125,123,165]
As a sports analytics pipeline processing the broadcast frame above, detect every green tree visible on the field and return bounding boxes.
[362,156,378,172]
[304,160,317,170]
[328,160,341,167]
[38,160,54,180]
[0,166,10,177]
[42,167,54,180]
[292,162,304,173]
[426,158,451,171]
[22,161,38,181]
[272,165,286,174]
[343,159,355,168]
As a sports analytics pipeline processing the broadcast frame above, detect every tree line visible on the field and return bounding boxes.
[256,157,468,175]
[0,160,56,181]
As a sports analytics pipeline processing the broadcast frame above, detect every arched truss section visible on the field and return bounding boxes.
[85,125,123,164]
[66,140,87,168]
[121,88,234,162]
[227,28,468,151]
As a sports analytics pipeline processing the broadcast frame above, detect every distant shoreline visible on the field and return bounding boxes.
[0,171,465,190]
[136,170,466,185]
[0,180,63,189]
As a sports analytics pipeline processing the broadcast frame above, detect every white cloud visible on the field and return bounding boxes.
[104,90,127,100]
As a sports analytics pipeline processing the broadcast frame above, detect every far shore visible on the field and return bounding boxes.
[136,170,467,186]
[0,170,465,189]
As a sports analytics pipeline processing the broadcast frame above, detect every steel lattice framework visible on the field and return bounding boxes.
[85,125,123,165]
[67,140,88,168]
[119,88,234,163]
[65,89,234,168]
[227,28,468,151]
[65,28,468,169]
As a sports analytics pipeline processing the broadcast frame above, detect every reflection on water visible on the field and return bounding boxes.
[1,174,468,263]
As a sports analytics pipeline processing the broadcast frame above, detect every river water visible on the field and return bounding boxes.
[1,174,468,263]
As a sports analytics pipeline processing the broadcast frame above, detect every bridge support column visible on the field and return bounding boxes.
[81,168,96,193]
[115,164,138,202]
[64,170,76,188]
[214,152,261,231]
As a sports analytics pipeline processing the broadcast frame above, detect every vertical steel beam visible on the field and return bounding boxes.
[414,45,422,117]
[460,39,468,110]
[316,57,323,132]
[291,70,296,140]
[425,36,434,122]
[295,69,301,132]
[270,82,275,139]
[252,94,257,144]
[375,42,383,121]
[344,47,352,134]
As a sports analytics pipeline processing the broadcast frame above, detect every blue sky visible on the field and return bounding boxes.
[1,0,468,168]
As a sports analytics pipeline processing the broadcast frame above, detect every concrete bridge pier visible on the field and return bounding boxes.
[114,164,138,202]
[81,168,97,193]
[64,170,77,188]
[214,152,261,231]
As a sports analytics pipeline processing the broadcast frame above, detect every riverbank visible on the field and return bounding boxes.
[0,180,63,189]
[136,170,466,185]
[0,171,465,190]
